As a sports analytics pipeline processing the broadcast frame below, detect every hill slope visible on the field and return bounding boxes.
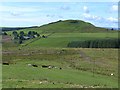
[3,20,117,33]
[35,20,111,33]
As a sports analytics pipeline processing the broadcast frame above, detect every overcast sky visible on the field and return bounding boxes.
[0,2,118,28]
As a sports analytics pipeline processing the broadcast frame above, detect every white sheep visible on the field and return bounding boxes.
[110,73,114,76]
[39,82,42,84]
[48,66,52,69]
[28,64,32,67]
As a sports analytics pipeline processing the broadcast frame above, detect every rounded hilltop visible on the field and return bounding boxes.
[38,19,109,33]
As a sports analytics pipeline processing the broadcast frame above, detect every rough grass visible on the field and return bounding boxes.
[2,48,118,88]
[2,30,119,88]
[3,64,118,88]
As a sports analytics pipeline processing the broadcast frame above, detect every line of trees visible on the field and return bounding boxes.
[67,39,120,48]
[12,31,40,44]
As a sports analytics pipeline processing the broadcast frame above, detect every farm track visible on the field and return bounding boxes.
[79,50,107,66]
[79,50,93,63]
[46,32,55,37]
[22,37,41,47]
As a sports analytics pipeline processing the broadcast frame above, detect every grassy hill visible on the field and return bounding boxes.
[20,20,116,33]
[3,20,119,49]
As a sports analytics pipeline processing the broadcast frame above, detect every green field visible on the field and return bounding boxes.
[2,20,119,88]
[4,32,118,48]
[2,33,119,88]
[2,47,118,88]
[24,33,118,48]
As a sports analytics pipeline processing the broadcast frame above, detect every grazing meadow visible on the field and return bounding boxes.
[2,20,119,88]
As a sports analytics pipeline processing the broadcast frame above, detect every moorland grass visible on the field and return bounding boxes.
[2,47,118,88]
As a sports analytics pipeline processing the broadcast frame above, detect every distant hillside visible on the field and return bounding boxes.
[37,20,114,33]
[1,26,38,31]
[2,20,118,33]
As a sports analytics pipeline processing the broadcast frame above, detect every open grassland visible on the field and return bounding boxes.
[22,33,118,48]
[4,33,118,48]
[2,47,118,88]
[2,29,119,88]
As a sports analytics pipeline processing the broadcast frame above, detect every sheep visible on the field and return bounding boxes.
[59,67,62,70]
[32,64,38,67]
[28,64,32,67]
[42,65,59,69]
[110,73,114,76]
[48,66,52,69]
[54,66,57,69]
[39,82,42,84]
[42,65,55,69]
[42,65,49,68]
[3,62,9,65]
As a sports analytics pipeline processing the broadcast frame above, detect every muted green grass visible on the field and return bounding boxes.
[2,48,118,88]
[23,33,118,48]
[2,63,118,88]
[50,33,118,37]
[2,29,119,88]
[3,32,118,49]
[20,20,116,33]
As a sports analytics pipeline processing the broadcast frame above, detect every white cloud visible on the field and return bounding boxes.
[83,6,89,13]
[46,14,63,19]
[83,13,118,28]
[111,5,118,11]
[83,13,101,21]
[106,17,118,23]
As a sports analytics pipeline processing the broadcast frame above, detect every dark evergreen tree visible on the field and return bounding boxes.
[12,31,18,39]
[67,39,120,48]
[20,31,24,36]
